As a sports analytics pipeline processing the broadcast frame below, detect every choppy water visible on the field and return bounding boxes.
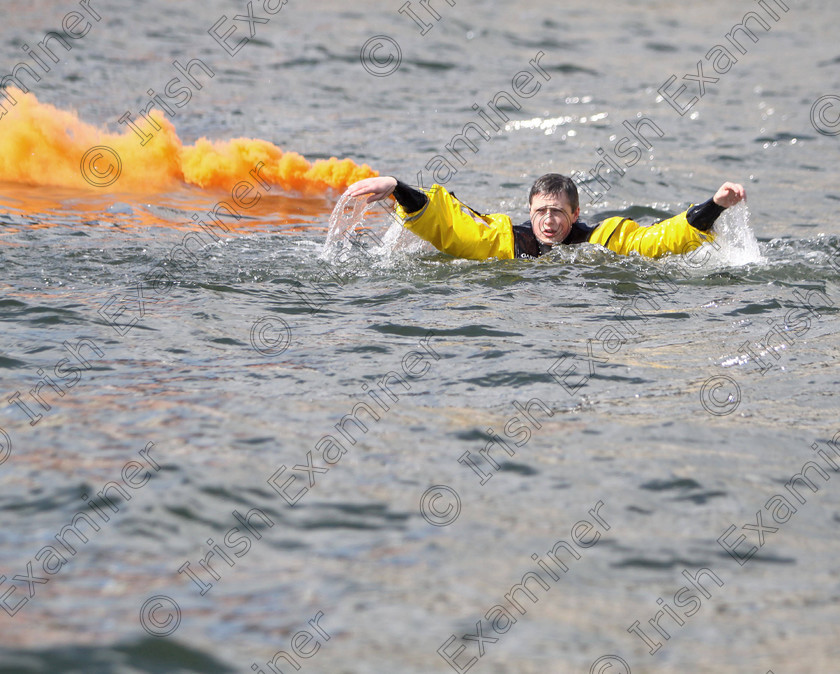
[2,1,839,673]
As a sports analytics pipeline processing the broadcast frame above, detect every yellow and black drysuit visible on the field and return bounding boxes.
[391,181,725,260]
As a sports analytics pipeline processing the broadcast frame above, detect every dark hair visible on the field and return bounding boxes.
[528,173,579,212]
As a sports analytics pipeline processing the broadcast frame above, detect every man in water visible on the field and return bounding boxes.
[344,175,746,259]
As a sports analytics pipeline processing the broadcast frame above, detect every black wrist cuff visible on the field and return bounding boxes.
[686,198,725,231]
[392,180,428,213]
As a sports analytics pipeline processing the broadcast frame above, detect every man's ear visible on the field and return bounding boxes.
[573,207,580,222]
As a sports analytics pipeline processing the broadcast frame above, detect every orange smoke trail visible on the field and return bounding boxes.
[0,89,377,194]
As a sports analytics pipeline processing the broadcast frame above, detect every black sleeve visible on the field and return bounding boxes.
[392,180,428,213]
[512,223,543,258]
[686,198,725,232]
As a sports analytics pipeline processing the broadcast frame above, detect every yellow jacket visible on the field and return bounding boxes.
[395,184,715,260]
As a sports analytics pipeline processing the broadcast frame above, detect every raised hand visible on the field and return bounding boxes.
[713,182,746,208]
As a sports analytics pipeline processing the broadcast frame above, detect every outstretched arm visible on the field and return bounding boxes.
[344,179,515,260]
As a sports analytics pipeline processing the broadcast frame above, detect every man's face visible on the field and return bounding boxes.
[529,192,579,244]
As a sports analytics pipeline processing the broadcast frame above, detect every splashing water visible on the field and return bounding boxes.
[323,192,380,251]
[654,201,764,277]
[0,88,377,194]
[322,192,430,265]
[703,201,764,267]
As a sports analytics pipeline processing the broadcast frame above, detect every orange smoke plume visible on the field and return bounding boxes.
[0,88,377,194]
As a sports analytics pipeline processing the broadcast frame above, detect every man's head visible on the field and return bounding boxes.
[528,173,580,245]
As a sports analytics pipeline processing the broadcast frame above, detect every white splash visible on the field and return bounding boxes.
[703,201,764,267]
[321,193,431,264]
